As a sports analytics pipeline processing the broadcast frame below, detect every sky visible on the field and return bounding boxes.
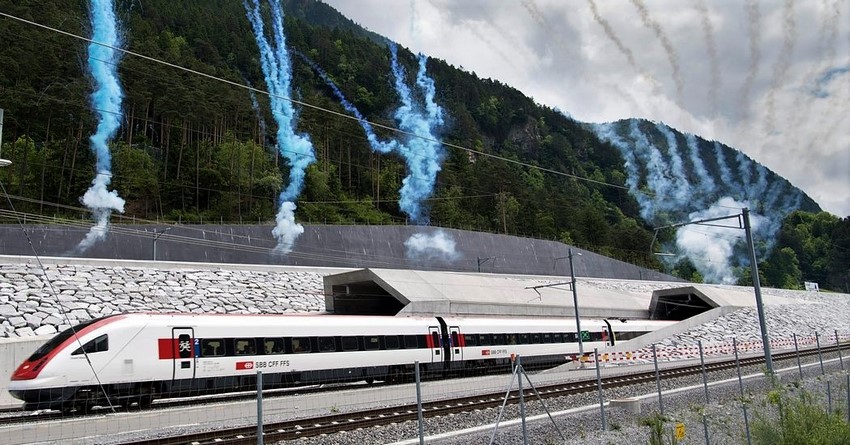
[323,0,850,218]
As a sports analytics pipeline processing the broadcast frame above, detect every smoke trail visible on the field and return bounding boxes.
[763,0,796,134]
[389,44,445,225]
[656,124,692,205]
[586,0,661,95]
[591,123,645,208]
[693,0,720,116]
[712,142,736,196]
[244,0,316,253]
[630,0,685,107]
[521,0,549,32]
[75,0,126,254]
[294,51,397,154]
[404,230,461,261]
[247,84,268,146]
[739,0,762,119]
[684,134,717,199]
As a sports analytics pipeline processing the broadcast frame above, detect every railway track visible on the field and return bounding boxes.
[111,344,846,445]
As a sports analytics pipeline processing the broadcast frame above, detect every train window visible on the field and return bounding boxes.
[404,335,420,349]
[451,332,460,347]
[493,334,507,345]
[30,318,103,361]
[519,334,529,344]
[201,339,224,357]
[234,339,256,355]
[552,333,564,343]
[290,337,310,353]
[431,332,441,348]
[263,338,284,355]
[506,334,518,345]
[341,336,359,351]
[364,336,380,350]
[565,333,577,343]
[531,333,542,344]
[71,334,108,356]
[479,334,492,346]
[318,337,337,352]
[542,333,553,343]
[464,334,479,346]
[384,335,400,350]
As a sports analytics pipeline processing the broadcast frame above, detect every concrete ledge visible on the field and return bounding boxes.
[609,397,641,414]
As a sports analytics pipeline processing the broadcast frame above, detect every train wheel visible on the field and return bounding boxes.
[365,378,375,385]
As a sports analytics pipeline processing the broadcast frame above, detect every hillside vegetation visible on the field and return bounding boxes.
[0,0,847,291]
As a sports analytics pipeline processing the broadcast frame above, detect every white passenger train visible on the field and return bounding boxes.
[9,313,674,412]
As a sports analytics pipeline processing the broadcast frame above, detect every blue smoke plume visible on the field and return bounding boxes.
[296,48,456,260]
[389,44,445,225]
[244,0,315,253]
[76,0,126,254]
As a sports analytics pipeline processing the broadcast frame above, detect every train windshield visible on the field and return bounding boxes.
[27,317,106,361]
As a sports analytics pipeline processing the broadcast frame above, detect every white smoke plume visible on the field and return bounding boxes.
[674,197,765,284]
[271,201,304,254]
[685,134,717,199]
[630,0,685,107]
[404,230,461,261]
[75,178,125,253]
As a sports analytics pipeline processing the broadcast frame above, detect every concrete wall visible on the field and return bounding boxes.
[0,224,677,281]
[0,336,46,409]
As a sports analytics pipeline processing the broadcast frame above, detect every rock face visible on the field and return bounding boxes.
[0,264,327,338]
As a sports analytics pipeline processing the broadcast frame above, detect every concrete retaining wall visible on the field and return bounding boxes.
[0,224,676,280]
[1,336,46,409]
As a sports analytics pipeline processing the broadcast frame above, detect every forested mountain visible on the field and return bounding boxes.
[0,0,847,291]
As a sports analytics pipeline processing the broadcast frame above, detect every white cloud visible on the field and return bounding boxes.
[324,0,850,217]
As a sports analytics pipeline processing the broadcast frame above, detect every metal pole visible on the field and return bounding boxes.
[743,208,773,374]
[569,248,583,355]
[793,333,803,379]
[827,380,833,414]
[733,338,752,445]
[517,355,528,445]
[835,330,844,370]
[415,361,425,445]
[153,229,158,261]
[594,348,606,431]
[699,341,711,445]
[652,344,664,415]
[817,332,825,375]
[0,108,4,158]
[256,370,264,445]
[846,375,850,423]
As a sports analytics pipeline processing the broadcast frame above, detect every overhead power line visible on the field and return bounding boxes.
[0,10,628,192]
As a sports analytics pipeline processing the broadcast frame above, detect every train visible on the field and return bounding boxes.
[8,313,674,412]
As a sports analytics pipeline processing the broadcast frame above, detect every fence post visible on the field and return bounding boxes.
[415,361,425,445]
[517,355,528,445]
[594,348,607,431]
[733,338,752,445]
[256,370,264,445]
[652,344,664,415]
[699,340,710,445]
[817,332,825,375]
[793,333,803,379]
[836,330,844,371]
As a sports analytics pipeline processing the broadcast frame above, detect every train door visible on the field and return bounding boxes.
[449,326,463,362]
[428,327,442,363]
[171,328,196,381]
